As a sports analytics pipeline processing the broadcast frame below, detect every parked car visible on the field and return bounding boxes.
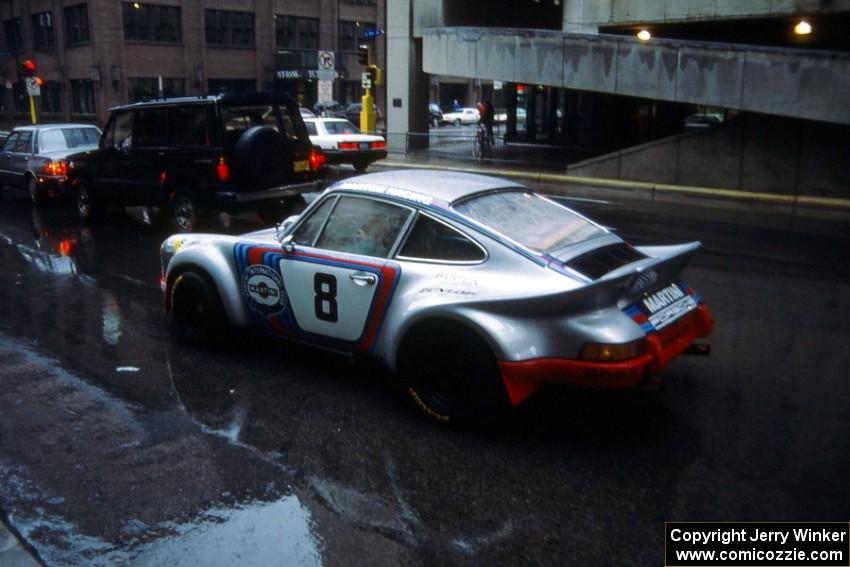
[343,103,382,125]
[160,170,713,425]
[428,103,443,126]
[304,118,387,172]
[66,92,327,232]
[299,107,316,118]
[442,107,480,126]
[314,100,345,118]
[0,124,101,204]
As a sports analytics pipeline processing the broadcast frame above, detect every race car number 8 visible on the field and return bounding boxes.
[314,273,338,322]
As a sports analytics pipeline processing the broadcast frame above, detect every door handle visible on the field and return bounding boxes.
[349,271,377,286]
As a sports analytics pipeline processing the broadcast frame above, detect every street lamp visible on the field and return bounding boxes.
[637,29,651,41]
[794,20,812,35]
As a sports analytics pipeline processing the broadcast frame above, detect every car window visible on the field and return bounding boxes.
[304,121,318,136]
[39,128,101,152]
[453,190,606,255]
[172,105,216,147]
[2,132,19,152]
[135,108,170,148]
[323,121,360,135]
[14,131,32,153]
[104,111,134,150]
[315,196,412,258]
[398,214,485,262]
[292,196,337,246]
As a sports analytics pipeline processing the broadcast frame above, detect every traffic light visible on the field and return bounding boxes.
[368,64,382,87]
[357,44,370,66]
[19,59,36,77]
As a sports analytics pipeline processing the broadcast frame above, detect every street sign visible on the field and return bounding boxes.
[361,72,372,90]
[318,80,333,103]
[493,80,503,90]
[25,78,40,96]
[316,69,335,81]
[318,50,335,70]
[362,28,383,39]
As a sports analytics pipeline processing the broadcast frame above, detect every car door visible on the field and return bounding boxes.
[92,110,135,204]
[235,194,411,350]
[9,130,33,188]
[0,132,19,186]
[127,106,171,205]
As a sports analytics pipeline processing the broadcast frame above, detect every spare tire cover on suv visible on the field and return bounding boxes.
[233,125,293,190]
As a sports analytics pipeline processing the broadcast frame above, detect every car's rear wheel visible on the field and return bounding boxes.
[353,160,369,173]
[256,195,307,225]
[72,180,98,221]
[169,190,204,233]
[28,176,44,206]
[170,270,226,345]
[453,119,461,127]
[399,322,510,426]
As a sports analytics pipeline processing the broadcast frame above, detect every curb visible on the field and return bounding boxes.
[376,159,850,212]
[0,522,41,567]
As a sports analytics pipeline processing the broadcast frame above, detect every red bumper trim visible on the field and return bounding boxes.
[499,304,714,406]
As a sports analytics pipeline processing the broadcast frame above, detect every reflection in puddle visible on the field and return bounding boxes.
[102,291,122,345]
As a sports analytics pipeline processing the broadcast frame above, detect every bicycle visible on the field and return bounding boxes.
[472,123,492,163]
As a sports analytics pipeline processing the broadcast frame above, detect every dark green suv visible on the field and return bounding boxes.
[67,92,327,232]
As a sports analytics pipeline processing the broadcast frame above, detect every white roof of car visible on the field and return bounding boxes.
[332,169,521,205]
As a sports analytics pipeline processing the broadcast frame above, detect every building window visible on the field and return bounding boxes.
[338,21,374,52]
[207,79,256,94]
[341,0,376,5]
[122,3,181,43]
[70,80,96,114]
[3,18,22,53]
[127,77,185,101]
[40,81,63,113]
[276,16,319,50]
[65,4,90,46]
[32,12,55,50]
[205,10,254,47]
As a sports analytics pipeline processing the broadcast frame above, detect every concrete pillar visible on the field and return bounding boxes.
[386,0,429,153]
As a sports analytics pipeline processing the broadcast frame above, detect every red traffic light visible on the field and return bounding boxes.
[35,77,45,87]
[19,59,36,77]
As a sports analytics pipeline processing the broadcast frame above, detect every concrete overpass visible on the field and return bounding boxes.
[422,27,850,125]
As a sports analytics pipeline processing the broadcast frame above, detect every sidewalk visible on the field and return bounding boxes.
[0,521,41,567]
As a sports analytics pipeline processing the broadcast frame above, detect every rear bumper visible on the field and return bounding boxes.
[35,175,68,197]
[499,304,714,405]
[214,180,321,209]
[323,149,387,165]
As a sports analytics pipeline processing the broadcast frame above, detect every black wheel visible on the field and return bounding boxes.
[399,323,510,425]
[169,190,205,233]
[28,176,44,206]
[454,119,461,127]
[353,160,369,173]
[72,179,98,221]
[256,195,307,225]
[170,270,226,345]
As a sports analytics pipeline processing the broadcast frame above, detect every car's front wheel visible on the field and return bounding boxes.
[72,180,98,221]
[453,119,461,127]
[169,190,204,233]
[170,270,226,345]
[399,323,510,426]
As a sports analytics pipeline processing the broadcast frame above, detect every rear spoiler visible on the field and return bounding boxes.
[465,242,701,317]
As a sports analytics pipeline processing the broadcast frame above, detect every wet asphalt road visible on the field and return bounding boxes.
[1,169,849,567]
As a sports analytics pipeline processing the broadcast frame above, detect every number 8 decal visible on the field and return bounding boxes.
[314,273,338,322]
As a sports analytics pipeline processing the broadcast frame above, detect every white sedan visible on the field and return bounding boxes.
[442,107,480,126]
[304,118,387,172]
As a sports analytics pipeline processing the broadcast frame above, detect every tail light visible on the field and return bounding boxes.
[44,160,67,176]
[579,339,647,362]
[309,148,326,171]
[216,157,230,183]
[338,142,358,150]
[369,140,386,150]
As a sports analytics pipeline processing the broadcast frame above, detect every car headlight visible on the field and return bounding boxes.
[579,339,646,362]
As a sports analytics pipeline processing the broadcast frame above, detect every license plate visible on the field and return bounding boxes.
[360,143,369,149]
[293,159,309,172]
[640,282,697,330]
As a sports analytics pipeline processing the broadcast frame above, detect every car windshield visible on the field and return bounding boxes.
[453,190,606,254]
[323,121,360,135]
[39,128,100,152]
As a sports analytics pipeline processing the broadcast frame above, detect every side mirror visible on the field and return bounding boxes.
[280,234,296,253]
[275,214,299,242]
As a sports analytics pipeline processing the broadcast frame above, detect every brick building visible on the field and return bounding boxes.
[0,0,385,128]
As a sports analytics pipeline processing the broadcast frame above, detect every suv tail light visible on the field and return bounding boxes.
[309,148,326,171]
[216,157,230,183]
[44,160,67,176]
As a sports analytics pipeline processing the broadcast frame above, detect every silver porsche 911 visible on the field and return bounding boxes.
[160,170,713,424]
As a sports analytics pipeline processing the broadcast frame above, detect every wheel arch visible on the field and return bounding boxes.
[165,252,250,328]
